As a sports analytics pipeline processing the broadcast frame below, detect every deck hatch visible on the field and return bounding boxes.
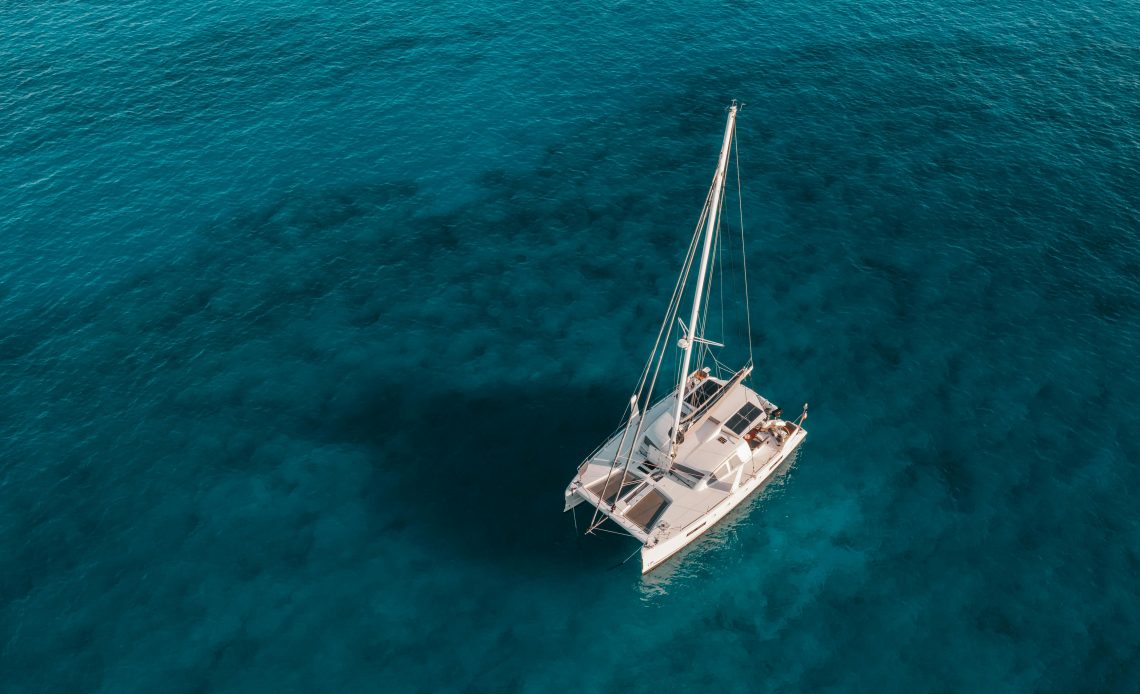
[586,471,641,505]
[625,489,670,532]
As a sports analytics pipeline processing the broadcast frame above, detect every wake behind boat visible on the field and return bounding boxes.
[563,102,808,574]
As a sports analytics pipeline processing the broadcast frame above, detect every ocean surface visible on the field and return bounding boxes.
[2,0,1139,691]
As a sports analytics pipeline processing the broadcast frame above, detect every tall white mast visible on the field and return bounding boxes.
[670,102,738,458]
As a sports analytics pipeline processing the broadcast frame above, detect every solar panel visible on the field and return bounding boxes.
[685,379,721,408]
[724,402,762,435]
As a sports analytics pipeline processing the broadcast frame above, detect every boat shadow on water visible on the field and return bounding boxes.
[330,381,651,572]
[329,379,806,579]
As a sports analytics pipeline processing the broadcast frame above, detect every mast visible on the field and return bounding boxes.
[670,101,738,459]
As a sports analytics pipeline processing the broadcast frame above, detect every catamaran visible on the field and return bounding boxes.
[563,102,808,574]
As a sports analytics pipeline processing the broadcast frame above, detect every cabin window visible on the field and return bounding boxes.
[724,402,763,435]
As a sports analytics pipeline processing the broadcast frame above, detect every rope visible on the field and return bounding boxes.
[593,525,634,538]
[735,128,755,373]
[697,199,718,370]
[717,193,726,376]
[710,351,733,375]
[586,187,713,532]
[582,111,749,541]
[694,185,724,373]
[611,543,644,570]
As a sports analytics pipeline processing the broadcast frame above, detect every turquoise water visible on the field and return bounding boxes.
[3,0,1139,690]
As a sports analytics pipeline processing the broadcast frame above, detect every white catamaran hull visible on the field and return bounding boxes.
[638,427,806,573]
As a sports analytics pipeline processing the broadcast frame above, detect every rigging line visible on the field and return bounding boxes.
[710,349,732,372]
[624,183,712,409]
[674,143,729,442]
[718,186,726,374]
[610,543,644,570]
[694,187,720,370]
[699,204,717,368]
[585,114,738,533]
[632,186,711,398]
[587,188,713,531]
[596,136,727,528]
[616,194,707,455]
[618,182,714,453]
[632,220,700,396]
[588,494,633,533]
[592,525,633,538]
[702,232,717,368]
[713,188,726,349]
[698,180,727,370]
[618,197,704,401]
[588,487,642,535]
[734,130,754,372]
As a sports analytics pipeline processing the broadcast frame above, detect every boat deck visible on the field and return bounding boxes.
[569,373,796,544]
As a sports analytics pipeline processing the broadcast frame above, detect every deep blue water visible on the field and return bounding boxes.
[3,0,1139,690]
